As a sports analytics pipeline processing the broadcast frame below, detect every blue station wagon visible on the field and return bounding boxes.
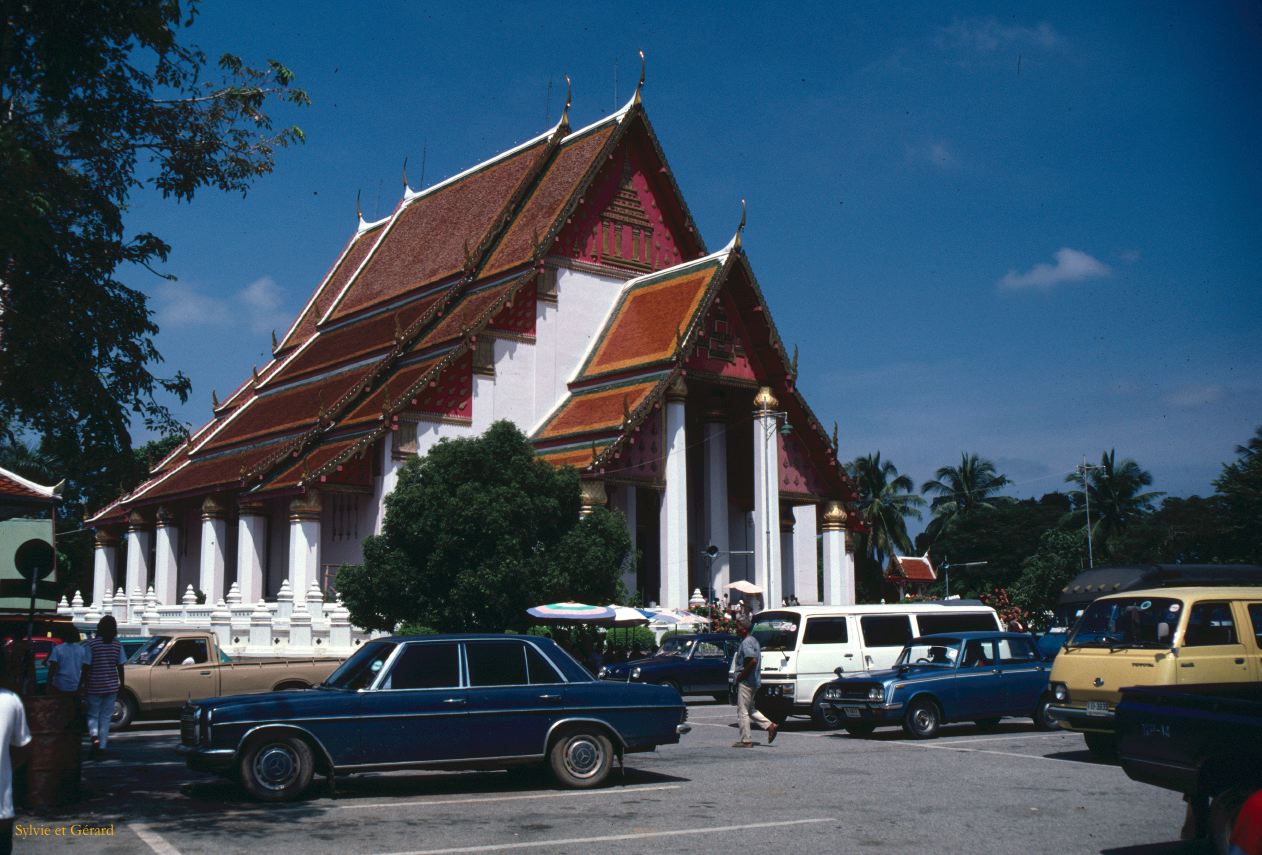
[178,634,690,800]
[598,633,738,699]
[820,631,1057,739]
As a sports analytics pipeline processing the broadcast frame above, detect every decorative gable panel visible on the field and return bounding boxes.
[684,292,757,382]
[406,351,473,422]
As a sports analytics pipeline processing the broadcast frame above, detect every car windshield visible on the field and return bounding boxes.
[129,636,171,665]
[751,612,799,651]
[321,641,396,690]
[657,638,694,657]
[895,639,961,667]
[1067,597,1182,648]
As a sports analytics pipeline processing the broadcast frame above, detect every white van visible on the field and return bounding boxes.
[748,602,1002,728]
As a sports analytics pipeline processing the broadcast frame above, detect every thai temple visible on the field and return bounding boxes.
[87,74,862,620]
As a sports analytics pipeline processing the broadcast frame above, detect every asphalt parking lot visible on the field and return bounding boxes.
[17,701,1210,855]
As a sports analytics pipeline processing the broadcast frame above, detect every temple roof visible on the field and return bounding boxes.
[888,553,937,583]
[0,467,62,503]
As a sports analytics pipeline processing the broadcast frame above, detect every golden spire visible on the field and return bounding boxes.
[271,329,278,351]
[251,365,261,385]
[559,75,572,131]
[633,50,645,105]
[356,189,363,221]
[402,157,409,191]
[211,389,219,409]
[733,198,747,251]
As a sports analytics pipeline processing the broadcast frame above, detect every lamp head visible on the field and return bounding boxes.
[779,419,793,437]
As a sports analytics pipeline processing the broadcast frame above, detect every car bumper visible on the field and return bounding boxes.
[825,701,905,723]
[1049,704,1115,732]
[177,743,236,774]
[676,723,691,735]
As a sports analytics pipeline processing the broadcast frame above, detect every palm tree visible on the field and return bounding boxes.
[0,439,58,484]
[920,452,1011,541]
[846,452,925,567]
[1065,449,1163,549]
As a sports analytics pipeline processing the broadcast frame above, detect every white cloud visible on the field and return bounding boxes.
[938,18,1062,53]
[1163,384,1224,408]
[905,140,958,169]
[151,276,293,336]
[999,248,1112,291]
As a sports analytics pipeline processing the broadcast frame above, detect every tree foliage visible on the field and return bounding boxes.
[0,0,307,513]
[1214,426,1262,564]
[920,452,1010,542]
[1009,529,1087,630]
[336,421,629,632]
[1064,450,1163,556]
[846,452,923,600]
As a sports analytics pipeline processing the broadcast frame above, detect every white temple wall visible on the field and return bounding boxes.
[793,504,820,604]
[177,505,201,597]
[488,338,535,426]
[266,510,289,599]
[727,507,755,586]
[533,267,623,426]
[321,492,368,579]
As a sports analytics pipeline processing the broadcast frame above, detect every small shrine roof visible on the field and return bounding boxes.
[888,554,937,583]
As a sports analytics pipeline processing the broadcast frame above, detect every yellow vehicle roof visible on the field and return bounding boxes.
[1096,585,1262,601]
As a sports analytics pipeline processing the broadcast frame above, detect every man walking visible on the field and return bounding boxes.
[732,617,777,747]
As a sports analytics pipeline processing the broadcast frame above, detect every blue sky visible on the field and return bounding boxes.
[127,1,1262,514]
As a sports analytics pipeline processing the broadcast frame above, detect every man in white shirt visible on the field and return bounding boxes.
[46,640,90,694]
[0,688,31,855]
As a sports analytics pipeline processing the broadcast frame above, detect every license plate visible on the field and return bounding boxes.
[843,707,861,718]
[1086,701,1109,716]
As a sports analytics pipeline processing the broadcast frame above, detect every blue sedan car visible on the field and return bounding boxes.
[820,632,1057,739]
[598,633,738,699]
[178,634,690,801]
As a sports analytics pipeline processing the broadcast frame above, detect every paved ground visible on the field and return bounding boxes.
[16,701,1209,855]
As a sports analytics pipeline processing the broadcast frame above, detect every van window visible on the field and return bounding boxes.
[916,613,999,635]
[1249,604,1262,648]
[861,615,913,648]
[803,617,848,645]
[1184,602,1238,646]
[751,612,800,651]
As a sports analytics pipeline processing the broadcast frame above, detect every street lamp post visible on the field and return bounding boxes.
[753,388,791,611]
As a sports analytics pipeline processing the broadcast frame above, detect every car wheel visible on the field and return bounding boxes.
[111,693,137,731]
[844,723,876,738]
[810,693,845,731]
[549,728,613,789]
[1033,694,1059,731]
[1083,732,1117,758]
[1210,788,1250,855]
[903,698,941,739]
[240,735,315,802]
[973,717,1002,730]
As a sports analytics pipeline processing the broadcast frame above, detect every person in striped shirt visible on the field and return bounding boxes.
[82,616,126,759]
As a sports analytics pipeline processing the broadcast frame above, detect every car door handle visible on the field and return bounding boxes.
[844,653,854,658]
[442,697,466,705]
[1235,658,1245,665]
[537,693,562,702]
[992,669,1002,675]
[1180,662,1195,668]
[199,671,211,676]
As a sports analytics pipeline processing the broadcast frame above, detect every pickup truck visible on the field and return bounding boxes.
[1116,683,1262,854]
[115,632,346,729]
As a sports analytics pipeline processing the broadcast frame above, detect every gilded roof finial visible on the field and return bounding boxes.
[402,157,409,192]
[622,394,631,426]
[559,75,572,131]
[733,198,747,251]
[211,389,219,409]
[271,329,279,351]
[791,344,799,376]
[393,312,403,344]
[356,189,363,222]
[252,365,261,385]
[633,50,645,105]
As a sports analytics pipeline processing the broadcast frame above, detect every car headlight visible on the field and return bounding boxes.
[826,687,840,700]
[598,666,608,678]
[1053,683,1068,702]
[868,686,884,701]
[630,666,641,680]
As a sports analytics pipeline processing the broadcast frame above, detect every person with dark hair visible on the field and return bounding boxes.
[83,616,126,759]
[732,617,776,747]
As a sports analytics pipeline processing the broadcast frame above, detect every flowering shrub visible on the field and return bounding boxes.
[978,587,1032,630]
[690,604,739,634]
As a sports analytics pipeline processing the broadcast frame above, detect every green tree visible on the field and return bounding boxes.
[920,452,1010,542]
[336,421,629,632]
[846,452,924,600]
[0,0,308,512]
[1107,495,1226,565]
[1064,450,1163,555]
[1214,426,1262,563]
[1009,528,1087,630]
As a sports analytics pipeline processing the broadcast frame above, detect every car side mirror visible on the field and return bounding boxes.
[834,666,844,677]
[1157,622,1170,642]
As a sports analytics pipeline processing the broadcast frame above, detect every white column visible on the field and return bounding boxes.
[659,378,689,610]
[780,512,795,605]
[199,496,227,604]
[236,500,268,604]
[703,414,730,600]
[793,505,819,604]
[92,530,119,608]
[609,484,639,599]
[821,501,847,606]
[124,510,152,602]
[288,490,321,607]
[153,506,179,605]
[753,387,783,611]
[843,533,857,606]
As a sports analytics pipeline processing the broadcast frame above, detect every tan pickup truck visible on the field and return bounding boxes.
[114,631,346,729]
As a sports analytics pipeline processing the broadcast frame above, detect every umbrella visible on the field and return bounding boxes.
[604,605,653,627]
[526,602,617,622]
[647,608,709,626]
[727,580,763,595]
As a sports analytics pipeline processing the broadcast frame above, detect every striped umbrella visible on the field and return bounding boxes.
[526,602,618,622]
[605,605,653,627]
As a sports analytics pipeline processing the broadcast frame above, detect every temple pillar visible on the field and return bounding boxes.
[92,530,119,608]
[821,501,848,606]
[199,496,227,604]
[579,480,607,517]
[843,527,857,606]
[609,484,638,599]
[153,506,180,605]
[753,387,783,611]
[793,504,819,604]
[236,500,268,605]
[288,490,321,607]
[659,378,689,610]
[780,509,795,606]
[124,510,152,601]
[703,412,729,600]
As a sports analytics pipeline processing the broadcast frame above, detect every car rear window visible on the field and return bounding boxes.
[525,644,564,684]
[384,642,460,690]
[861,615,913,648]
[803,617,848,645]
[466,641,528,687]
[916,613,1000,635]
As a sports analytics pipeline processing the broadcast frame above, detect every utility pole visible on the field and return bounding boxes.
[1077,456,1104,568]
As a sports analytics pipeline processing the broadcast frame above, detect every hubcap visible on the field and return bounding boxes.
[563,736,604,779]
[914,708,934,731]
[112,700,123,722]
[254,744,299,790]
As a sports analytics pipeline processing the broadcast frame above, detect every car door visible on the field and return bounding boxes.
[995,636,1047,715]
[464,640,565,760]
[150,637,216,707]
[689,639,729,692]
[954,639,1002,719]
[1178,600,1251,685]
[859,616,913,671]
[357,640,468,766]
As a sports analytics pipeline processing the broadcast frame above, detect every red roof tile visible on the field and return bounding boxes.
[199,368,370,453]
[0,470,56,501]
[279,224,385,353]
[888,555,937,583]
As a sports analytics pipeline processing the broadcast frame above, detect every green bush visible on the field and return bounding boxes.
[603,626,654,650]
[396,622,438,636]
